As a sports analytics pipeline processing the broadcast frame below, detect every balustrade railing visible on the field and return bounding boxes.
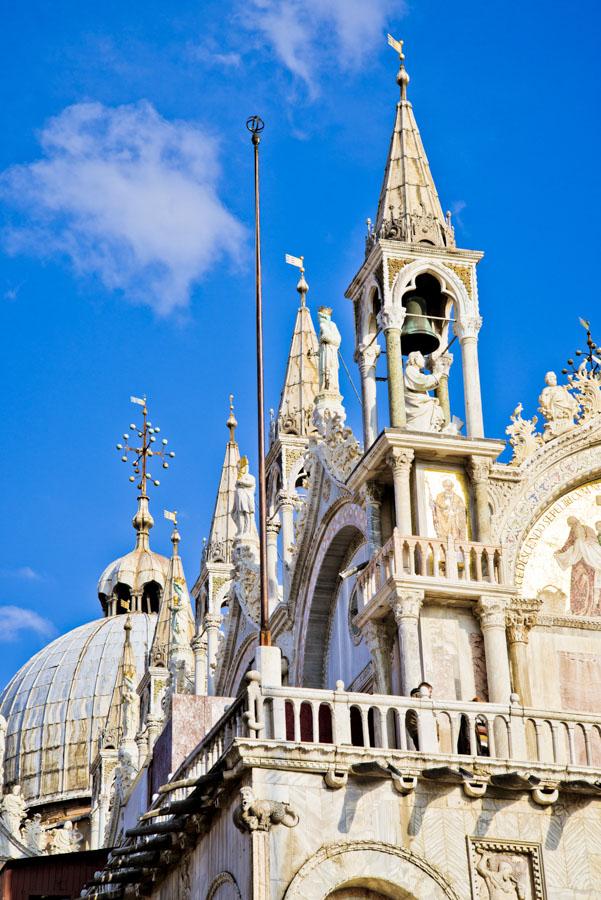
[357,528,505,607]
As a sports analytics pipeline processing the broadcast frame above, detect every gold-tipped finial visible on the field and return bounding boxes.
[387,33,409,100]
[285,253,308,306]
[227,393,238,442]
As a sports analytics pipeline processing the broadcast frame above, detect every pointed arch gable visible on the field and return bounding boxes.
[292,502,367,687]
[389,258,477,325]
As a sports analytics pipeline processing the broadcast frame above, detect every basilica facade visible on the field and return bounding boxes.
[2,43,601,900]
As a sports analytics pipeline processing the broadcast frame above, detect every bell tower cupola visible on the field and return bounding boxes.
[347,37,486,448]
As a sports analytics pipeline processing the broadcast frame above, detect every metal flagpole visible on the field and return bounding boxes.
[246,114,270,647]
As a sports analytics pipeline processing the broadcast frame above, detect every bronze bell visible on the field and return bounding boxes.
[400,296,440,355]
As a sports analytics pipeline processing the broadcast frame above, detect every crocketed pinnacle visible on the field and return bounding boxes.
[150,520,195,669]
[373,50,455,249]
[276,280,319,437]
[203,399,241,566]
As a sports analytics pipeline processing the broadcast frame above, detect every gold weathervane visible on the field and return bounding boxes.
[115,396,176,495]
[387,33,405,60]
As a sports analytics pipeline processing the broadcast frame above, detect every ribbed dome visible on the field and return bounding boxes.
[0,614,156,808]
[97,548,169,598]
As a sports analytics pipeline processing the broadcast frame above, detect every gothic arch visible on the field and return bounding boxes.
[218,631,258,697]
[358,274,384,345]
[293,502,367,687]
[389,258,477,328]
[283,841,461,900]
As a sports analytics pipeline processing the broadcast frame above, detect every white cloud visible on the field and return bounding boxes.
[0,606,56,642]
[1,101,246,315]
[0,566,43,581]
[245,0,405,96]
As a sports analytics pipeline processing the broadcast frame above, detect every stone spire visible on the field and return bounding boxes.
[276,269,319,437]
[101,616,139,752]
[372,40,455,249]
[203,398,241,566]
[150,513,195,677]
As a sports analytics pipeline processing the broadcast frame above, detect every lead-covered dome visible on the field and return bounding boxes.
[0,614,156,807]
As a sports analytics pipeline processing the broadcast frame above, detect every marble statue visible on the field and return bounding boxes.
[404,351,445,432]
[49,819,84,854]
[169,581,190,649]
[538,370,578,441]
[234,457,257,537]
[0,714,6,786]
[0,784,26,838]
[21,813,47,853]
[317,307,341,395]
[121,670,140,743]
[432,479,468,541]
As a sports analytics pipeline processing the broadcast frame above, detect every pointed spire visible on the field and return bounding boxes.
[373,38,455,249]
[102,616,138,750]
[277,257,320,436]
[203,399,241,565]
[150,512,195,676]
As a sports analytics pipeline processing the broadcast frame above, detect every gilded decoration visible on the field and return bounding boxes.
[386,257,412,287]
[467,837,546,900]
[517,480,601,616]
[417,465,472,541]
[444,262,473,299]
[283,446,305,481]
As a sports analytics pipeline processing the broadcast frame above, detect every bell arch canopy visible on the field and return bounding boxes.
[283,841,460,900]
[295,503,367,688]
[389,258,476,325]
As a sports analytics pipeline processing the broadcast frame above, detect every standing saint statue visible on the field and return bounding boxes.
[0,784,27,838]
[554,516,601,615]
[538,371,578,441]
[431,479,468,541]
[120,669,139,744]
[317,307,341,395]
[404,351,445,432]
[234,457,257,538]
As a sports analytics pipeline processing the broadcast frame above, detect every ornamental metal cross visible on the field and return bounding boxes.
[115,396,175,495]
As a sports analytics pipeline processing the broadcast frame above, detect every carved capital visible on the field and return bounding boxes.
[390,589,424,622]
[361,481,383,507]
[387,447,414,477]
[506,599,542,644]
[476,595,508,628]
[377,305,405,333]
[455,314,482,341]
[266,519,281,536]
[356,340,381,371]
[233,787,299,833]
[191,634,207,654]
[204,612,222,630]
[468,455,491,485]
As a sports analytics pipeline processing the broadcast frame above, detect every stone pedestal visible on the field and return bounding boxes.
[390,589,424,695]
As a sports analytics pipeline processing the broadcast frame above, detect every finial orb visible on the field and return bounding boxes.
[116,443,123,450]
[153,480,160,487]
[169,451,175,458]
[129,423,135,430]
[150,436,156,443]
[246,115,265,135]
[163,462,168,469]
[121,456,127,462]
[129,475,135,482]
[162,438,168,445]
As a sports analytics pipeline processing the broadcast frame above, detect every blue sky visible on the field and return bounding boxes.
[0,0,600,688]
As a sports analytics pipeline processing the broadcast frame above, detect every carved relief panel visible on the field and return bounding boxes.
[468,838,546,899]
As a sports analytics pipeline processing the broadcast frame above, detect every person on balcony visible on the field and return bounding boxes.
[457,696,489,756]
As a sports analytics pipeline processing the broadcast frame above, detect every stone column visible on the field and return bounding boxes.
[476,596,511,704]
[378,307,406,428]
[362,482,383,553]
[387,448,414,534]
[389,589,424,696]
[432,352,454,426]
[456,315,484,438]
[362,619,394,694]
[357,340,381,449]
[266,519,281,612]
[192,633,208,696]
[506,605,539,707]
[204,612,222,696]
[469,456,492,544]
